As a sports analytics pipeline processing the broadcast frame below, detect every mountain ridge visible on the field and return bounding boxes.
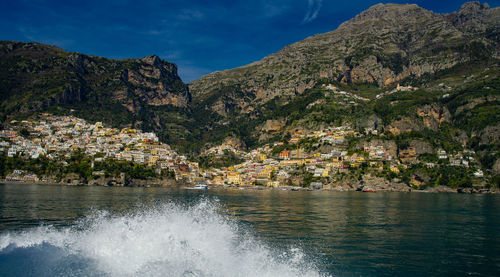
[0,41,190,115]
[189,1,499,116]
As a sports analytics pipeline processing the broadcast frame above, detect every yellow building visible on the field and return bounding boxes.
[227,172,241,185]
[390,166,400,173]
[355,156,365,163]
[148,155,160,167]
[322,169,330,177]
[280,159,306,166]
[265,165,275,171]
[267,181,281,188]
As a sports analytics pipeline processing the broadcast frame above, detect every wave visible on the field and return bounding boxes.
[0,199,327,276]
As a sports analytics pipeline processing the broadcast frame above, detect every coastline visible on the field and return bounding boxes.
[1,179,497,194]
[215,184,498,194]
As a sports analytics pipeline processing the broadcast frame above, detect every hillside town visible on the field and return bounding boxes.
[198,125,487,192]
[0,113,490,192]
[0,114,200,184]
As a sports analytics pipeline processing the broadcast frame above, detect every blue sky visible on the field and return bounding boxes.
[1,0,496,82]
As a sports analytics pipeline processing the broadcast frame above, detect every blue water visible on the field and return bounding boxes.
[0,183,499,276]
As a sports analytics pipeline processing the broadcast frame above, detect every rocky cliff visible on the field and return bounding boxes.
[0,41,191,120]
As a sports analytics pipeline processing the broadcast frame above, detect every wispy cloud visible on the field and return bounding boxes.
[260,0,290,18]
[176,9,204,21]
[147,30,163,36]
[302,0,323,24]
[161,50,182,60]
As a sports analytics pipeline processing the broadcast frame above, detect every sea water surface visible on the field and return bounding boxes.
[0,183,499,276]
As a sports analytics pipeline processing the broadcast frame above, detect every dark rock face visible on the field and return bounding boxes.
[124,55,191,107]
[479,124,500,145]
[416,104,451,131]
[388,117,423,135]
[493,158,500,175]
[223,136,247,150]
[409,140,434,155]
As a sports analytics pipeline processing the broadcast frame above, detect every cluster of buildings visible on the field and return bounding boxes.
[324,84,370,103]
[436,149,484,177]
[1,113,485,187]
[202,143,247,157]
[198,126,389,187]
[0,114,200,181]
[198,126,484,188]
[5,170,40,182]
[375,83,418,99]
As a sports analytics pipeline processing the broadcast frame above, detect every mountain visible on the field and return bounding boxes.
[0,41,198,149]
[0,2,499,166]
[185,1,499,175]
[190,2,499,115]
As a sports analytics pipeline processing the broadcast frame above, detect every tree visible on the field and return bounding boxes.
[19,128,30,138]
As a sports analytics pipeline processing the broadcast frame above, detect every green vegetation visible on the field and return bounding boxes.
[373,89,437,124]
[0,151,173,182]
[444,77,500,132]
[196,150,244,169]
[0,154,60,179]
[401,163,476,189]
[93,159,160,180]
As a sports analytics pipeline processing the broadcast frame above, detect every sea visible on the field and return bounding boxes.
[0,183,498,276]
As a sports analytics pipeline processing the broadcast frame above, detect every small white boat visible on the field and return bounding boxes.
[193,184,208,190]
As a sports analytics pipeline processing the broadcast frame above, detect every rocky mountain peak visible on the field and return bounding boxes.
[140,55,162,66]
[355,3,422,19]
[447,1,497,34]
[459,1,490,13]
[338,3,430,30]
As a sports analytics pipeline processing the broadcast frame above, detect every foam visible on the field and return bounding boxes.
[0,199,328,276]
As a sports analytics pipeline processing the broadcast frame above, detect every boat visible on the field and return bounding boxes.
[193,184,208,190]
[363,190,376,193]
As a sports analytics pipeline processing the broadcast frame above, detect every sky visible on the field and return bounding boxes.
[1,0,497,82]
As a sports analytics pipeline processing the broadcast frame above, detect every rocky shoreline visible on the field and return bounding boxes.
[1,178,178,188]
[320,173,498,194]
[1,179,497,194]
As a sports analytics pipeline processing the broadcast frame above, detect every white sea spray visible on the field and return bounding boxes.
[0,199,328,277]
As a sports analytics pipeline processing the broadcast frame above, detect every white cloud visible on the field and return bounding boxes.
[302,0,323,23]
